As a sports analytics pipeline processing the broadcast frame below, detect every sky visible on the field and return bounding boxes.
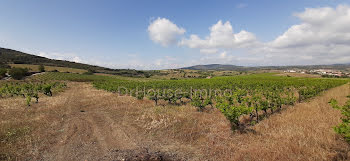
[1,0,350,70]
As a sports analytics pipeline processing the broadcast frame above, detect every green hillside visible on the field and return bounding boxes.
[0,47,152,77]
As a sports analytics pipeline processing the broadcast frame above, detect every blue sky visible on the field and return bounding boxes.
[1,0,350,69]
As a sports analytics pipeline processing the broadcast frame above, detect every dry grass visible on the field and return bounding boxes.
[132,84,350,160]
[0,82,349,160]
[9,64,87,74]
[276,72,321,78]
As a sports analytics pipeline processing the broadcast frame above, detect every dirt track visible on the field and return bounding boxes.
[40,83,188,161]
[1,82,189,161]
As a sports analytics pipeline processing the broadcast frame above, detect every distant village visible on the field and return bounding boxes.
[284,69,350,78]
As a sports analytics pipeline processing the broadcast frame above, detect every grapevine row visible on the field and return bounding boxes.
[92,74,348,128]
[0,81,66,106]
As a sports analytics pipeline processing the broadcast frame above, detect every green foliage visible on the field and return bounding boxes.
[0,68,7,79]
[32,72,348,129]
[322,74,349,78]
[0,81,66,106]
[329,98,350,142]
[92,73,347,129]
[216,96,253,127]
[38,65,45,72]
[191,95,211,111]
[25,95,32,106]
[88,69,96,73]
[43,84,52,96]
[0,48,159,77]
[8,68,29,80]
[83,69,96,75]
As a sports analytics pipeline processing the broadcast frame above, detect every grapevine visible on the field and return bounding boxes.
[0,81,66,106]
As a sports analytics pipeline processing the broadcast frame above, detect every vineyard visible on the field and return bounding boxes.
[1,72,350,160]
[0,81,66,106]
[91,73,349,128]
[28,72,350,128]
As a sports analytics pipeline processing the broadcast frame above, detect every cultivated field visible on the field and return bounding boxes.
[1,72,350,160]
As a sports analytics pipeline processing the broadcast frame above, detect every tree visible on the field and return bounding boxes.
[38,65,45,72]
[9,68,29,80]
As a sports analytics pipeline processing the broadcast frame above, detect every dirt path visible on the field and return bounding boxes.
[0,82,186,161]
[33,82,183,161]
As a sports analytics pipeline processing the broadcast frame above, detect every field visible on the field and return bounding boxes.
[9,64,87,74]
[1,72,350,160]
[275,72,321,78]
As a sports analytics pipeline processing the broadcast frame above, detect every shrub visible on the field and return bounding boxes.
[9,68,29,80]
[88,69,96,73]
[38,65,45,72]
[82,69,96,75]
[51,69,59,72]
[329,98,350,142]
[0,68,7,79]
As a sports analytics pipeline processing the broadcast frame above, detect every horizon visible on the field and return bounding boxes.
[1,0,350,70]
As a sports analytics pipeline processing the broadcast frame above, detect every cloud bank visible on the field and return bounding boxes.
[149,5,350,66]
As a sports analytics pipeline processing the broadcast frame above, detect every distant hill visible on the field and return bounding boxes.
[2,47,349,74]
[0,47,149,77]
[0,48,105,70]
[182,63,350,71]
[182,64,252,71]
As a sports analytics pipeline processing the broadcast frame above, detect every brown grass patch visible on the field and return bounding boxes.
[276,72,321,78]
[132,84,350,160]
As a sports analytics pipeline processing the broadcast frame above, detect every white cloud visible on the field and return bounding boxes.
[179,20,258,51]
[148,17,185,46]
[236,3,248,9]
[28,5,350,70]
[200,48,218,54]
[269,5,350,49]
[35,5,350,70]
[177,5,350,66]
[260,4,350,64]
[38,52,84,63]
